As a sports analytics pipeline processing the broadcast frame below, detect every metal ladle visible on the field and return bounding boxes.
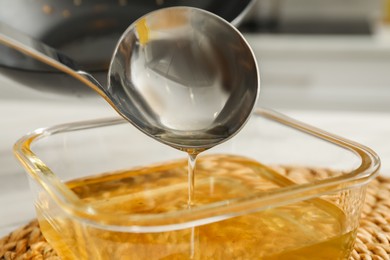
[0,7,259,152]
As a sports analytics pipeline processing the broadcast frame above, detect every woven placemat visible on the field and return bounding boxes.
[1,167,389,260]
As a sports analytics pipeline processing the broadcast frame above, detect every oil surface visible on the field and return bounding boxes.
[37,155,355,259]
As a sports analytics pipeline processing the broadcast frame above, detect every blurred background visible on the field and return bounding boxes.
[0,0,390,235]
[241,0,390,112]
[1,0,389,111]
[0,0,390,111]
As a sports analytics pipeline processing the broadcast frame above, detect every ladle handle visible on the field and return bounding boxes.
[0,22,107,97]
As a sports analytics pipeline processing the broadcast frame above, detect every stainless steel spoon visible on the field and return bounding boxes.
[0,7,259,152]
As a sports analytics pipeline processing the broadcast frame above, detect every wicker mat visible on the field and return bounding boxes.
[1,167,389,260]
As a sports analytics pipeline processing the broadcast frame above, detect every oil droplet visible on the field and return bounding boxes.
[136,18,149,46]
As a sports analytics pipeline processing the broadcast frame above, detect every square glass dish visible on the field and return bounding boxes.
[14,108,380,260]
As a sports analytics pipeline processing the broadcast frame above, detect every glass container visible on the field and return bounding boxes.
[14,108,380,260]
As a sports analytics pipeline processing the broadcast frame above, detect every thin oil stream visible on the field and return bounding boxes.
[187,153,198,208]
[187,152,198,259]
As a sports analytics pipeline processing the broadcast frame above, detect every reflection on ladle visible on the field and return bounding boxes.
[0,7,259,206]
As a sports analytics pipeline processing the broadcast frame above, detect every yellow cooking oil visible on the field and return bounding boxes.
[36,154,356,259]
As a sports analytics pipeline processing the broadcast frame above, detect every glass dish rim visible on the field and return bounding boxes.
[13,108,380,232]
